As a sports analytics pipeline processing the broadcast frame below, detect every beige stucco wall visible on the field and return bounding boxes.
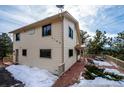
[63,18,77,71]
[13,17,79,75]
[13,21,63,74]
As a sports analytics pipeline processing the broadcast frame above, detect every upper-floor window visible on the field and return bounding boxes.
[16,33,20,41]
[22,49,27,56]
[68,26,73,39]
[42,24,51,37]
[40,49,51,58]
[69,49,73,57]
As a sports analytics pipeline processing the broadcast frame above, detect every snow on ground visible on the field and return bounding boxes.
[6,65,58,87]
[93,60,113,66]
[71,60,124,87]
[71,77,124,87]
[104,68,124,76]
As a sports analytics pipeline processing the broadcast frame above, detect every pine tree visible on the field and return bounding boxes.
[0,33,13,59]
[112,31,124,60]
[80,30,90,44]
[87,29,107,54]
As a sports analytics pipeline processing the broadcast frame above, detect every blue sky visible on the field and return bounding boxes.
[0,5,124,37]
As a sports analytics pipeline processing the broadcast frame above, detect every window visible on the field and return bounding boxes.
[69,49,73,57]
[40,49,51,58]
[68,26,73,39]
[22,49,27,56]
[42,24,51,36]
[16,33,20,41]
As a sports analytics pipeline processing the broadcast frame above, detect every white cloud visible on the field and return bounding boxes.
[0,5,121,37]
[106,33,117,38]
[0,9,36,24]
[1,6,100,33]
[62,5,103,36]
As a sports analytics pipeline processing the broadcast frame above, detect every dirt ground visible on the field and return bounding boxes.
[0,66,24,87]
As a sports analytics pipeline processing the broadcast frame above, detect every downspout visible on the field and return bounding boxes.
[61,14,65,72]
[58,13,65,75]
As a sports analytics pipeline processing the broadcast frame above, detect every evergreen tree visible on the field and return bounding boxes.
[116,31,124,52]
[0,33,13,59]
[80,30,90,44]
[112,31,124,60]
[87,29,107,54]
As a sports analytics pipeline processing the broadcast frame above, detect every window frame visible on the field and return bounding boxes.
[68,26,73,39]
[42,24,51,37]
[15,33,20,41]
[22,49,27,56]
[69,49,73,57]
[40,49,51,58]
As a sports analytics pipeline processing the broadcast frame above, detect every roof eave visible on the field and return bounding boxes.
[9,11,67,34]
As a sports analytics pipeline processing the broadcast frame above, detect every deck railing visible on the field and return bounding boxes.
[3,56,13,62]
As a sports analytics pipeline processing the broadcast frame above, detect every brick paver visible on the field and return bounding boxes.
[53,57,124,87]
[52,60,86,87]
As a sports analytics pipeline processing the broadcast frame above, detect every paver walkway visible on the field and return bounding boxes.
[52,59,86,87]
[53,57,124,87]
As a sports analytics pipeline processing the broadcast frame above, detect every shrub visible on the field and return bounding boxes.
[83,64,124,81]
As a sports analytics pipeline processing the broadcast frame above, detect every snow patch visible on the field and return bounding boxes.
[71,77,124,87]
[104,68,124,76]
[71,60,124,87]
[93,60,113,66]
[6,65,58,87]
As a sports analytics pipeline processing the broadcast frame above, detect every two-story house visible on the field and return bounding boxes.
[9,11,81,75]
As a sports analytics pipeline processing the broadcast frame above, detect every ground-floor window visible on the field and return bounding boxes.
[40,49,51,58]
[69,49,73,57]
[22,49,27,56]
